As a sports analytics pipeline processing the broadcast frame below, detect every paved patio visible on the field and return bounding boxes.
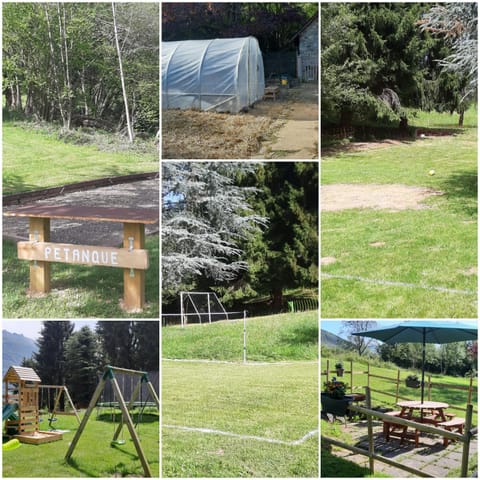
[330,418,477,477]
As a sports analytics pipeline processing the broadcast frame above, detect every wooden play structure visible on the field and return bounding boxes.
[3,366,62,444]
[65,365,159,477]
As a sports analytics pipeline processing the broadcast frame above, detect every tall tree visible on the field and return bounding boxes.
[418,3,477,125]
[112,2,133,141]
[133,322,159,371]
[162,162,266,298]
[64,326,99,406]
[34,321,74,385]
[254,162,318,311]
[341,321,378,356]
[96,321,137,368]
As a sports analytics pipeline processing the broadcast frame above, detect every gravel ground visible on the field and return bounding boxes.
[3,179,159,246]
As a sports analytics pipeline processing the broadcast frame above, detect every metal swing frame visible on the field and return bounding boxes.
[65,366,159,477]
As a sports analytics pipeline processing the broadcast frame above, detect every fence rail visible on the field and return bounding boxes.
[322,359,477,416]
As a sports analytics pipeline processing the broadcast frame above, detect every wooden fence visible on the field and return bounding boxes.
[322,359,477,417]
[322,386,476,477]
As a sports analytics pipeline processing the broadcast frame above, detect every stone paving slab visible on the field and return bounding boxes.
[328,419,477,477]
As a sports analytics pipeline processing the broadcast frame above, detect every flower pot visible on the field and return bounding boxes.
[321,393,352,416]
[336,368,344,377]
[405,379,421,388]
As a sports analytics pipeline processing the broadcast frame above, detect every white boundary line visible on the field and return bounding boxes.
[322,273,477,296]
[163,424,319,446]
[162,358,318,366]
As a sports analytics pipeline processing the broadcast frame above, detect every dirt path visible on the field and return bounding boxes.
[254,83,318,159]
[321,183,443,212]
[3,179,159,246]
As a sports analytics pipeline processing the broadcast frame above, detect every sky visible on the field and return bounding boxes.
[3,320,97,341]
[321,320,478,340]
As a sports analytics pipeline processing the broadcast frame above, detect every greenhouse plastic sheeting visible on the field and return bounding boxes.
[162,37,265,113]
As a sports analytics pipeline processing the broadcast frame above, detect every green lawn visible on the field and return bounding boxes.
[3,411,159,477]
[162,312,318,477]
[163,360,318,477]
[162,311,319,362]
[321,115,477,317]
[2,236,159,318]
[3,122,158,194]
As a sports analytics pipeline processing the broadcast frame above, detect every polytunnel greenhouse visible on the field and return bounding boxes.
[162,37,265,113]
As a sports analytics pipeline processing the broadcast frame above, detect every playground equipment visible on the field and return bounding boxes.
[39,385,80,428]
[65,365,159,477]
[3,366,62,444]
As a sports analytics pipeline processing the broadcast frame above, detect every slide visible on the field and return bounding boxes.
[2,403,18,421]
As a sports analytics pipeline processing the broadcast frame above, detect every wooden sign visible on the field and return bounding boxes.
[18,241,149,270]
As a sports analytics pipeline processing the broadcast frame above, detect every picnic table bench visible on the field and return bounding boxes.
[4,205,158,311]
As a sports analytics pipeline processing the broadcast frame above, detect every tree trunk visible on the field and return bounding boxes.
[271,287,283,313]
[112,2,134,142]
[459,110,464,127]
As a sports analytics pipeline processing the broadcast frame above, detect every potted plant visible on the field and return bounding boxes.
[321,378,351,416]
[335,362,344,377]
[405,374,421,388]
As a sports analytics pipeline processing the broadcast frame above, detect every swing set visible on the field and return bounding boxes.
[39,385,80,429]
[65,365,159,477]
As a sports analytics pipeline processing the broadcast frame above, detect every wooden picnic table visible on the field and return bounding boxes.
[384,400,451,447]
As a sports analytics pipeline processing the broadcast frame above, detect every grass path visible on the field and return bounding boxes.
[321,124,477,318]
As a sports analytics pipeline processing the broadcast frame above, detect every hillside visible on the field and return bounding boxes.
[321,329,354,349]
[3,330,37,374]
[163,312,318,362]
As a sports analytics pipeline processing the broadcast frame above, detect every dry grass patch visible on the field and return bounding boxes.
[162,110,272,159]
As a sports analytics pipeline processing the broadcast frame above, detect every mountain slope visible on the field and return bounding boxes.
[3,330,37,374]
[321,329,354,349]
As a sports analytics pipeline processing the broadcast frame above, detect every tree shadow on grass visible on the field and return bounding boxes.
[439,169,477,217]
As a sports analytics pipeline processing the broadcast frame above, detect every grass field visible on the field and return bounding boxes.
[3,121,158,194]
[321,110,477,318]
[162,312,319,477]
[2,410,159,477]
[2,236,159,318]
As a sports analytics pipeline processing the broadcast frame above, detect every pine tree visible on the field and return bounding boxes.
[162,162,266,297]
[64,326,99,406]
[34,321,74,385]
[133,322,159,371]
[96,321,137,368]
[233,163,318,312]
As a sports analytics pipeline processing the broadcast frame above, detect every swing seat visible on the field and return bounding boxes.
[111,439,126,446]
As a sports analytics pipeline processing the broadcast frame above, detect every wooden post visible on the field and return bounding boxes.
[111,376,152,477]
[65,375,107,461]
[63,386,81,424]
[350,360,353,393]
[428,375,432,401]
[29,217,50,294]
[123,222,145,311]
[395,369,400,402]
[112,378,142,442]
[366,386,374,474]
[461,404,473,477]
[468,377,473,404]
[367,363,370,389]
